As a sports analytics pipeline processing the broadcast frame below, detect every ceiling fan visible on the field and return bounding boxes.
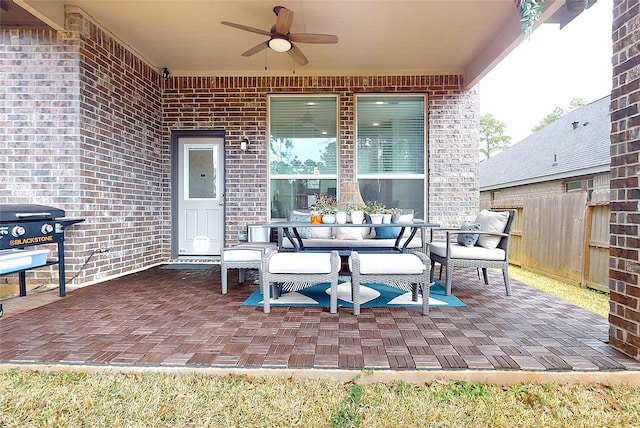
[221,5,338,66]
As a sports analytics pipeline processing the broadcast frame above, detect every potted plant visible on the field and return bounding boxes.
[311,193,337,224]
[389,207,403,223]
[517,0,546,39]
[346,205,365,225]
[364,201,386,224]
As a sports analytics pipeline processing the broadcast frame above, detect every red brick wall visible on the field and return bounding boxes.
[1,13,165,289]
[71,12,166,281]
[610,0,640,360]
[0,28,86,287]
[163,76,480,245]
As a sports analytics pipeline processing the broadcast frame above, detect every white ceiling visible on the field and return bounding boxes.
[12,0,574,88]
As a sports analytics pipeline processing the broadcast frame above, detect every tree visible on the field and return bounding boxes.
[531,97,588,132]
[480,114,512,159]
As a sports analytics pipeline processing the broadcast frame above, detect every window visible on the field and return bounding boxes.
[565,178,594,201]
[356,95,426,218]
[268,95,338,219]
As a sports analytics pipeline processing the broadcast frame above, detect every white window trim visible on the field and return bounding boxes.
[267,94,340,220]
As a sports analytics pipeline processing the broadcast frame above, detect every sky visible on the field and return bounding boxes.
[479,0,613,144]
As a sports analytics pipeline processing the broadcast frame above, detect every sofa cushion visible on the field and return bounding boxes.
[311,226,333,239]
[430,241,506,261]
[474,210,509,250]
[334,227,363,240]
[457,222,481,247]
[280,236,422,249]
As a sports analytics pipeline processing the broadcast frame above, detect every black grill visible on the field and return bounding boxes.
[0,204,84,297]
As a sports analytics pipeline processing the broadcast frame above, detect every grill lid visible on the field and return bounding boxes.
[0,204,66,222]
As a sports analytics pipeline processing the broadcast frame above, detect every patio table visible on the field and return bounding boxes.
[262,220,439,255]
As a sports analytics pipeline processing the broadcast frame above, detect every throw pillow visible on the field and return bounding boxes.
[287,210,311,239]
[457,222,481,247]
[474,210,509,250]
[374,225,401,239]
[311,225,333,239]
[392,210,414,237]
[375,209,414,239]
[334,227,363,240]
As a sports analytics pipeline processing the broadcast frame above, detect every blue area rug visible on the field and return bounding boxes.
[241,281,465,308]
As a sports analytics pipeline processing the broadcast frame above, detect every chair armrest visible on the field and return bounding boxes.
[429,227,463,241]
[442,230,508,248]
[444,230,508,237]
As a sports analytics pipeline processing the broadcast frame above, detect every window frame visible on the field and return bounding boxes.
[354,93,428,216]
[267,93,340,220]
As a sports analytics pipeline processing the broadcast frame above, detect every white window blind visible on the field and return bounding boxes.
[356,96,424,175]
[269,96,337,176]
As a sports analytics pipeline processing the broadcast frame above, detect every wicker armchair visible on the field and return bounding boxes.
[429,210,515,296]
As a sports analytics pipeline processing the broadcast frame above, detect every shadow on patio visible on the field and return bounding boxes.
[1,264,639,383]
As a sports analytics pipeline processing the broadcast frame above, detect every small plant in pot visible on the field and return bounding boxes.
[364,201,387,224]
[311,193,337,224]
[346,205,365,224]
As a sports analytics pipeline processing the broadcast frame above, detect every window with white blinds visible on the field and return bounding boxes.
[356,95,426,218]
[268,95,338,218]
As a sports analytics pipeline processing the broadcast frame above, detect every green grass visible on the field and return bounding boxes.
[509,266,610,318]
[1,370,639,427]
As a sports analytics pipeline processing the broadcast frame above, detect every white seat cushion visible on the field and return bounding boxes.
[269,252,332,274]
[349,253,425,274]
[430,241,506,261]
[222,249,263,262]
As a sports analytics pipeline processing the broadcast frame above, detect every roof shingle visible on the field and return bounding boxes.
[480,95,611,191]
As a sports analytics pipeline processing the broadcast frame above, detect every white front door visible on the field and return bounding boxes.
[177,136,224,256]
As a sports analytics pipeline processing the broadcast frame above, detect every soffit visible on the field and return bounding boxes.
[9,0,572,88]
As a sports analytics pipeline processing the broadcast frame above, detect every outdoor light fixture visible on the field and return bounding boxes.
[162,67,170,80]
[240,137,249,151]
[268,37,292,52]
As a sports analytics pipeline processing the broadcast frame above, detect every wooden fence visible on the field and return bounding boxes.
[483,193,610,292]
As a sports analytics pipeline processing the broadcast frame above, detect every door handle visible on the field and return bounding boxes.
[219,193,225,206]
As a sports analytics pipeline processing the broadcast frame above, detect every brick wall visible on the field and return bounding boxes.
[163,76,480,245]
[1,12,165,290]
[0,28,85,288]
[610,0,640,360]
[70,12,166,281]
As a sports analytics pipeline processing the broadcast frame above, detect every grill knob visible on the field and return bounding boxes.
[11,226,26,238]
[41,223,54,234]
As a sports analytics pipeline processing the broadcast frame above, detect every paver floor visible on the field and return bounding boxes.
[1,264,638,376]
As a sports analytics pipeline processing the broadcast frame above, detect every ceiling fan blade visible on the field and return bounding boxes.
[290,33,338,44]
[242,41,269,57]
[221,21,270,37]
[288,45,309,66]
[274,6,293,35]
